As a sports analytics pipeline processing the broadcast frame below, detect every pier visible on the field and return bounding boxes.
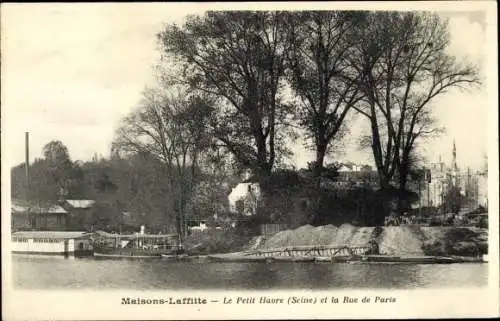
[243,245,372,258]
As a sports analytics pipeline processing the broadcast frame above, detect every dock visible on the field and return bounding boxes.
[205,244,487,264]
[244,244,372,258]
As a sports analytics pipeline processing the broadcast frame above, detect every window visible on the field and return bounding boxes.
[30,217,36,228]
[12,237,28,243]
[235,199,245,213]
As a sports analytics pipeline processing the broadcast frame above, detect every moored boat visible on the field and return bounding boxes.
[207,253,274,262]
[272,256,315,262]
[92,230,183,258]
[11,231,94,257]
[356,255,458,264]
[161,253,189,260]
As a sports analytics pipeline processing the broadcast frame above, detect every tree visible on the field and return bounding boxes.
[112,88,214,236]
[11,140,84,207]
[41,140,79,200]
[159,11,292,180]
[443,185,463,214]
[285,11,363,178]
[350,12,479,214]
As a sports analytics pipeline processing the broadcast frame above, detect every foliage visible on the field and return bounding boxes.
[183,229,253,255]
[422,228,487,256]
[442,185,463,214]
[159,11,293,179]
[11,12,484,237]
[112,88,215,236]
[285,11,363,174]
[348,12,479,208]
[11,141,84,207]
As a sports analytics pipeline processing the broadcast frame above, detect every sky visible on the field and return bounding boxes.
[1,3,496,172]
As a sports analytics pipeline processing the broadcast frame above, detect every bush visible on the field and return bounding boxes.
[422,241,446,256]
[422,228,488,256]
[475,216,488,229]
[183,229,253,255]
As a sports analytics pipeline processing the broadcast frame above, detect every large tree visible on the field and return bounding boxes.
[350,12,479,214]
[159,11,291,180]
[285,11,363,178]
[11,140,83,206]
[112,88,214,236]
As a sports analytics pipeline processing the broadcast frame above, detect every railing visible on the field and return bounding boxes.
[244,244,372,257]
[260,224,287,236]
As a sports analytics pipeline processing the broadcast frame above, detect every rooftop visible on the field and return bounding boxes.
[11,201,68,215]
[12,231,91,240]
[65,200,95,209]
[93,230,178,239]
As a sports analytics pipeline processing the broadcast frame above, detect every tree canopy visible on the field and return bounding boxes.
[159,11,293,179]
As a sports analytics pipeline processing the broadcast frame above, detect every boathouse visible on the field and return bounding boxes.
[11,231,93,256]
[62,199,96,230]
[11,200,69,231]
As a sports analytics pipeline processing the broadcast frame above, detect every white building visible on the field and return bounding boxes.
[11,231,93,256]
[419,142,488,211]
[228,182,261,216]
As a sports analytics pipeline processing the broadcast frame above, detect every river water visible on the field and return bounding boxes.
[12,255,488,290]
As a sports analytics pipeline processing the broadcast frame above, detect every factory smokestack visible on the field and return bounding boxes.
[25,132,30,199]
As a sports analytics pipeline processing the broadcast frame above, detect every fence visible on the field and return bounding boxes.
[245,244,372,257]
[259,224,288,236]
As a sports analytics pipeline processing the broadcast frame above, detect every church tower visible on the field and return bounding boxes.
[451,139,458,186]
[452,139,457,171]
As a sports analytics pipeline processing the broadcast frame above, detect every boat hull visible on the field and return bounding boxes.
[12,250,93,257]
[94,247,181,258]
[357,255,458,264]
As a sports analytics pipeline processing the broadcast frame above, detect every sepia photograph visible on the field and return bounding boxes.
[1,1,498,320]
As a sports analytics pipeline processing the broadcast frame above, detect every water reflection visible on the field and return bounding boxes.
[12,255,488,290]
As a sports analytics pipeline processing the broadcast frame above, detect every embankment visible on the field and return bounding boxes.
[255,224,488,257]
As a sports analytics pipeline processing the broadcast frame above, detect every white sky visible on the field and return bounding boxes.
[1,3,496,171]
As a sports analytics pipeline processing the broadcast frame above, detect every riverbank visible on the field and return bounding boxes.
[204,252,485,264]
[254,224,488,257]
[183,224,488,258]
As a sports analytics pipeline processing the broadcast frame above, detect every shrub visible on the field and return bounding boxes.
[183,229,253,255]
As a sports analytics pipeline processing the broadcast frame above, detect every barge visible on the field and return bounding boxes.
[11,231,94,256]
[92,230,183,258]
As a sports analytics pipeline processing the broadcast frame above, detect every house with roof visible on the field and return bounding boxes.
[11,200,69,231]
[61,199,96,231]
[228,182,261,216]
[331,162,378,188]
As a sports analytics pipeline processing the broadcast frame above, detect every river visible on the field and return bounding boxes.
[11,255,488,290]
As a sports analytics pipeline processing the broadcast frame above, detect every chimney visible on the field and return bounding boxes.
[25,132,30,198]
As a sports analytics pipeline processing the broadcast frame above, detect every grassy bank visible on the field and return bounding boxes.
[420,227,488,256]
[183,229,254,255]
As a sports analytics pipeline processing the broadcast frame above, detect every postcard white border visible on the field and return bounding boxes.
[2,1,499,320]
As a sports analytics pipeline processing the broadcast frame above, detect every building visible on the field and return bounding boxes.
[11,231,93,256]
[228,182,261,215]
[11,200,69,231]
[418,141,488,212]
[332,162,378,189]
[62,199,96,230]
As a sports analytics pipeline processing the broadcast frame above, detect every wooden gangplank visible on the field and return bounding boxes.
[244,244,371,258]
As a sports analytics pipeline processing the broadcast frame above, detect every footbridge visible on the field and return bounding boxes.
[244,244,372,258]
